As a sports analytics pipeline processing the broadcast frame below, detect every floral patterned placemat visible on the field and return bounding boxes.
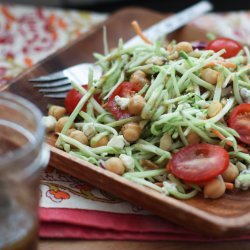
[0,4,106,87]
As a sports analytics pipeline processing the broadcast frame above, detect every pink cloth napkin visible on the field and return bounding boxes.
[39,208,250,241]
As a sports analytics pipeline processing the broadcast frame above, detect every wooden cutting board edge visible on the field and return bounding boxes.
[48,144,250,237]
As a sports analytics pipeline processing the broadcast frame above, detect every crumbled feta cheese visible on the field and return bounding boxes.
[114,96,130,110]
[240,88,250,103]
[42,116,56,132]
[82,123,96,139]
[119,154,135,172]
[235,169,250,190]
[107,135,126,149]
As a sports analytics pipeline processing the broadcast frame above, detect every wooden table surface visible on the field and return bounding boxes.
[39,240,250,250]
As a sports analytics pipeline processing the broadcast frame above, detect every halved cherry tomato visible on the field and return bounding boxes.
[171,144,229,183]
[229,103,250,145]
[107,81,142,119]
[65,85,100,114]
[206,37,243,58]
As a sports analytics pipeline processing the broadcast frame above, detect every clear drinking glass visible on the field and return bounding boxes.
[0,92,49,250]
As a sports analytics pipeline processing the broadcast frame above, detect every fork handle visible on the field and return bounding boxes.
[124,1,213,48]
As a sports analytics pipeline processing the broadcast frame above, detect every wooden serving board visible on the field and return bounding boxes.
[7,7,250,237]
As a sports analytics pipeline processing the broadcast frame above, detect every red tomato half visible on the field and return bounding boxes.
[206,38,243,58]
[229,104,250,145]
[65,85,100,114]
[107,82,142,119]
[171,144,229,183]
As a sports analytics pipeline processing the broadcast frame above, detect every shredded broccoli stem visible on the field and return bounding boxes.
[107,116,141,127]
[53,37,250,200]
[233,73,243,104]
[58,133,101,159]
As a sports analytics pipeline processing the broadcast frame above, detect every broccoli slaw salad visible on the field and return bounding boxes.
[43,23,250,200]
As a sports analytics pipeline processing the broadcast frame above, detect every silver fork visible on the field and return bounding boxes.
[30,64,102,98]
[29,1,212,98]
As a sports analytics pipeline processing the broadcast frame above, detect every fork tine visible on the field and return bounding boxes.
[29,70,66,82]
[44,93,67,98]
[33,78,71,88]
[39,85,72,93]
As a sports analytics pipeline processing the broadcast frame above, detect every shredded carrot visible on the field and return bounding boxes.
[166,161,172,172]
[131,20,152,45]
[24,57,33,67]
[211,128,233,147]
[102,102,108,108]
[225,182,234,190]
[211,128,248,153]
[205,60,237,69]
[155,182,164,187]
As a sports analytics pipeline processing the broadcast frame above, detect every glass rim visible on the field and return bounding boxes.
[0,92,44,166]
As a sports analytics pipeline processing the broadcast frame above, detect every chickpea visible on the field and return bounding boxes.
[203,176,226,199]
[222,162,239,182]
[55,116,74,133]
[207,100,223,118]
[186,131,201,145]
[48,105,66,120]
[200,68,219,85]
[160,133,172,151]
[168,51,179,60]
[128,95,145,115]
[104,157,125,175]
[90,135,109,148]
[130,70,150,87]
[121,122,141,142]
[141,159,159,170]
[69,130,88,145]
[175,42,193,53]
[67,128,76,136]
[189,50,203,58]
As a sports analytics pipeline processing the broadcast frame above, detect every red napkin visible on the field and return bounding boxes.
[39,208,250,241]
